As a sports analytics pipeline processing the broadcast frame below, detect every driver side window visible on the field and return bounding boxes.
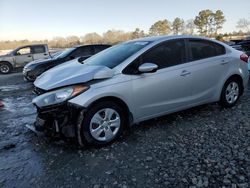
[123,39,187,74]
[16,47,31,55]
[141,39,186,69]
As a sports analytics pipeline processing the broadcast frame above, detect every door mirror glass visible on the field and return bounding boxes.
[138,63,158,73]
[78,56,88,63]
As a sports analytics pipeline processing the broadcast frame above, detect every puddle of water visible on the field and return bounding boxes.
[1,97,34,114]
[0,85,19,92]
[0,83,32,92]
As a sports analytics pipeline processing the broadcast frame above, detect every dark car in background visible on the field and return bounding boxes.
[230,37,250,56]
[230,38,250,72]
[238,40,250,56]
[23,44,111,81]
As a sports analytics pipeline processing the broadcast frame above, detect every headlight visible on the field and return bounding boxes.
[32,85,89,108]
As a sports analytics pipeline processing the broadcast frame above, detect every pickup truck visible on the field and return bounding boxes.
[0,44,50,74]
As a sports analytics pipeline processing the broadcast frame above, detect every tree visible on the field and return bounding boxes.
[236,18,250,32]
[50,37,67,48]
[184,19,195,35]
[172,18,184,35]
[194,9,226,36]
[149,20,171,36]
[66,36,80,47]
[102,30,131,44]
[131,28,145,39]
[213,10,226,34]
[82,32,103,44]
[194,9,214,36]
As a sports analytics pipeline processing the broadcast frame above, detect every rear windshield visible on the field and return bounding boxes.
[84,41,150,68]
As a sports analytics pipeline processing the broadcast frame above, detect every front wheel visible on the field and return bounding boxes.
[78,101,126,146]
[0,62,13,74]
[220,78,242,108]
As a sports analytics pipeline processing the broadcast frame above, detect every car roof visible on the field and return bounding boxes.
[16,44,47,49]
[74,44,111,48]
[131,35,217,43]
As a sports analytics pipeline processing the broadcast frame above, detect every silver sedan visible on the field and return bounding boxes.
[32,35,249,146]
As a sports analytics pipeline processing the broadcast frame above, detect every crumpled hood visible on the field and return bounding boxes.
[34,60,114,91]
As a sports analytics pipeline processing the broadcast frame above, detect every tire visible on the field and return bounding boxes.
[220,78,242,108]
[0,62,13,74]
[79,101,126,146]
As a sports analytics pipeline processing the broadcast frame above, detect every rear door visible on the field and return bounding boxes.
[14,47,33,67]
[31,45,49,60]
[186,39,228,102]
[128,39,194,121]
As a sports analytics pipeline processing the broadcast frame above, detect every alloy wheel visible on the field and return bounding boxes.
[0,64,10,73]
[90,108,121,141]
[225,82,239,104]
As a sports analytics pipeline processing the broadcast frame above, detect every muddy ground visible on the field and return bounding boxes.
[0,71,249,188]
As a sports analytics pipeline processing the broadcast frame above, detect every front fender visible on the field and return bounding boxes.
[0,56,15,67]
[68,80,133,115]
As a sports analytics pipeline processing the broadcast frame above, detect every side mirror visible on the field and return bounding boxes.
[138,63,158,73]
[78,56,90,63]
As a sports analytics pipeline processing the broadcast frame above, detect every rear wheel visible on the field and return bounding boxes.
[0,62,12,74]
[220,78,242,108]
[79,101,126,146]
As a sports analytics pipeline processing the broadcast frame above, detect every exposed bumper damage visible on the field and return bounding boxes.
[28,102,84,141]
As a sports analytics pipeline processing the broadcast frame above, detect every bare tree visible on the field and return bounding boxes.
[66,36,80,47]
[102,30,132,44]
[184,19,195,35]
[236,18,250,32]
[82,33,103,44]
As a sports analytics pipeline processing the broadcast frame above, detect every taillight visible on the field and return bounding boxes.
[240,54,248,63]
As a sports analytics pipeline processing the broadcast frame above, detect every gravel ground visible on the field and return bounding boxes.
[0,72,249,188]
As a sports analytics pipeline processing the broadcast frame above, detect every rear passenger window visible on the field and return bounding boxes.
[141,39,186,69]
[189,40,225,61]
[32,46,46,54]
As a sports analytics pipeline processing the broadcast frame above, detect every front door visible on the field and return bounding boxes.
[14,47,33,67]
[128,39,193,121]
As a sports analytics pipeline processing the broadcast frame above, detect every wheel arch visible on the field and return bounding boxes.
[224,74,244,95]
[0,61,14,73]
[86,96,133,126]
[0,61,13,68]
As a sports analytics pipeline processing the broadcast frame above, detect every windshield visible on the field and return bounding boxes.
[54,48,75,59]
[84,41,150,68]
[51,51,63,59]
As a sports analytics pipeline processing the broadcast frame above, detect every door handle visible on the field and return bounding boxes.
[180,70,191,76]
[221,60,229,65]
[27,55,31,57]
[44,53,47,55]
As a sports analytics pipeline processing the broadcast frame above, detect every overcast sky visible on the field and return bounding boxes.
[0,0,249,40]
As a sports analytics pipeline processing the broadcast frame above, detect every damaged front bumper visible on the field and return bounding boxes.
[28,102,84,140]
